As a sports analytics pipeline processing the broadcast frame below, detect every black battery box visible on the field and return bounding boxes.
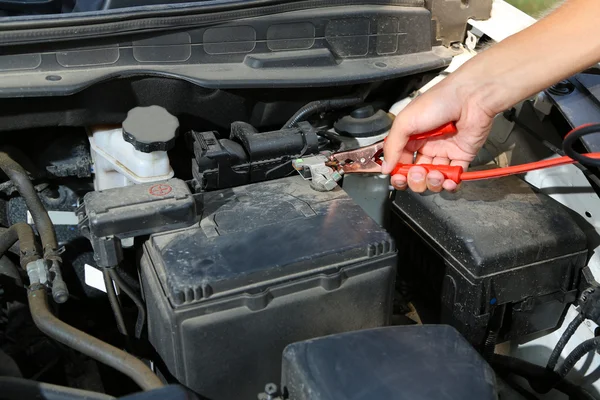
[391,176,588,346]
[141,176,397,400]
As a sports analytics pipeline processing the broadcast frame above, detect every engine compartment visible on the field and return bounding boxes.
[0,70,597,399]
[2,2,600,399]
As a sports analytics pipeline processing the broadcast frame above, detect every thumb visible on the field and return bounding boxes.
[382,113,415,174]
[382,92,458,174]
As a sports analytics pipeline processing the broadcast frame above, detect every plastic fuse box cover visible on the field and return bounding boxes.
[80,178,197,239]
[391,176,588,345]
[141,176,397,400]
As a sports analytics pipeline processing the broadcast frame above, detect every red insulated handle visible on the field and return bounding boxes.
[390,164,464,183]
[408,122,458,141]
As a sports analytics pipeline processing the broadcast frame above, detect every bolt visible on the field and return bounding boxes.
[360,158,366,163]
[264,383,278,400]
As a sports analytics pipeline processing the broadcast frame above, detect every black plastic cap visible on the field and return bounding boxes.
[122,106,179,153]
[334,107,392,137]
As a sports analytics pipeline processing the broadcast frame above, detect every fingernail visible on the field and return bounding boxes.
[429,178,441,186]
[381,160,389,174]
[410,172,424,182]
[391,177,403,187]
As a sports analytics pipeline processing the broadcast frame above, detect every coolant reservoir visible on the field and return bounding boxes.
[88,106,178,191]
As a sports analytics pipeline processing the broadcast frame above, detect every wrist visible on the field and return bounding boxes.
[446,49,528,117]
[446,66,512,118]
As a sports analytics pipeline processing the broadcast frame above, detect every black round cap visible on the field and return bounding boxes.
[122,106,179,153]
[334,106,393,137]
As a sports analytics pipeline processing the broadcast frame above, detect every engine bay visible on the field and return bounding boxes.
[2,1,600,400]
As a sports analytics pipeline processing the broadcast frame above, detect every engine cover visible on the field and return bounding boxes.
[141,176,397,400]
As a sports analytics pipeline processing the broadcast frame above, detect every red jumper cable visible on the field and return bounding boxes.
[329,122,600,183]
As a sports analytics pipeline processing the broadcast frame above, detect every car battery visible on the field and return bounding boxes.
[391,175,588,347]
[141,176,397,400]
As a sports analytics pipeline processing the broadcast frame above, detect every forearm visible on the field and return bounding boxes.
[449,0,600,114]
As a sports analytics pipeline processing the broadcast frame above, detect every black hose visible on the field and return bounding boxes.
[501,375,541,400]
[116,263,141,291]
[491,354,595,399]
[504,111,600,189]
[547,313,585,371]
[109,268,146,339]
[0,152,57,257]
[557,336,600,379]
[27,287,163,391]
[0,376,115,400]
[563,123,600,168]
[103,268,128,337]
[283,85,372,129]
[0,222,39,268]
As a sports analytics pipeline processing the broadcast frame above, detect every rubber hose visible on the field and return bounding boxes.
[491,354,595,400]
[505,111,600,189]
[27,287,163,391]
[547,313,585,371]
[0,152,58,256]
[563,123,600,168]
[0,376,115,400]
[116,263,141,291]
[109,268,145,339]
[103,269,128,337]
[283,98,360,129]
[283,85,372,129]
[0,223,40,268]
[558,336,600,379]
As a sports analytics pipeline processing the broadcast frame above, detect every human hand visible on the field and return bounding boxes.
[382,76,496,193]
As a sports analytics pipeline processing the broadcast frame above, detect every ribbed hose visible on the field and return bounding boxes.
[283,85,372,129]
[547,313,585,371]
[0,223,39,268]
[0,152,57,256]
[27,287,163,391]
[557,336,600,379]
[109,268,146,339]
[103,269,128,337]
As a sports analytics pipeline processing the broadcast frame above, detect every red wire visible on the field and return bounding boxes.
[461,153,600,181]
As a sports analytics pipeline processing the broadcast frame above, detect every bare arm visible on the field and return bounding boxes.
[383,0,600,193]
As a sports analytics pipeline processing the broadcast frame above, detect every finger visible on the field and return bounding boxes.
[398,150,417,165]
[431,156,451,166]
[426,170,444,193]
[383,90,459,174]
[450,159,470,170]
[391,174,408,190]
[442,159,468,192]
[414,154,433,165]
[407,166,427,193]
[382,115,417,174]
[442,179,459,192]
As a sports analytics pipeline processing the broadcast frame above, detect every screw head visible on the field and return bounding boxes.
[265,383,278,395]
